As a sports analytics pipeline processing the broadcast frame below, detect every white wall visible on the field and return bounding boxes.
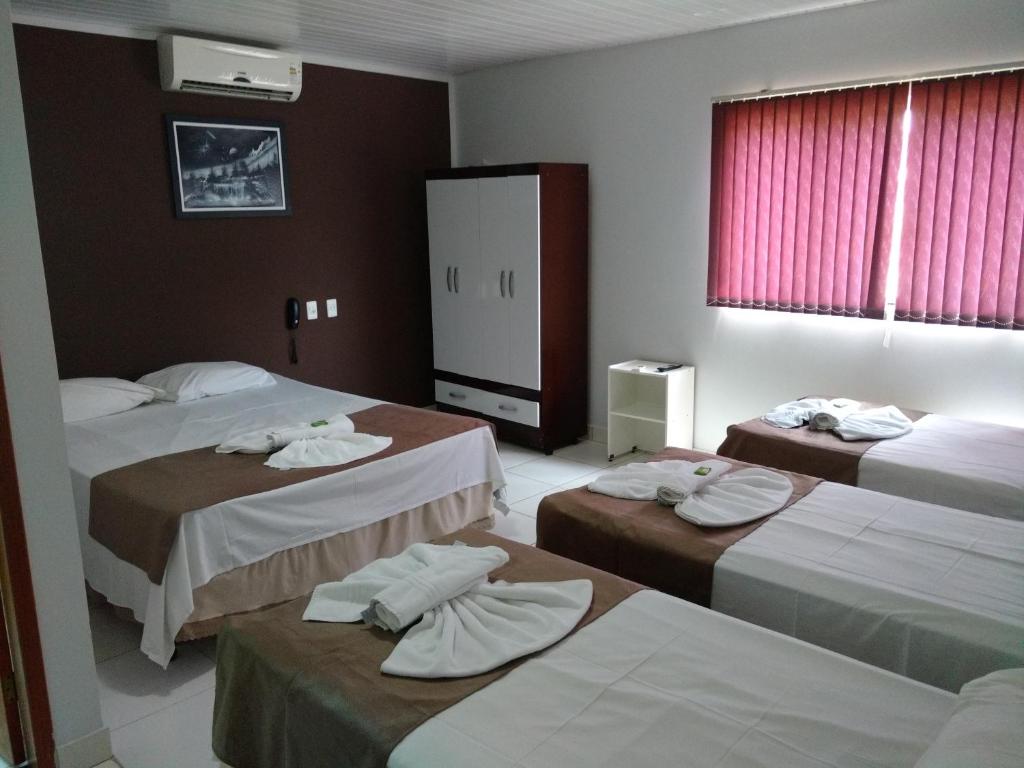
[454,0,1024,450]
[0,1,110,765]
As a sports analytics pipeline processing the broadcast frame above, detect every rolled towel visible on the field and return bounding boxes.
[216,412,355,454]
[588,459,732,501]
[809,411,840,431]
[362,545,509,632]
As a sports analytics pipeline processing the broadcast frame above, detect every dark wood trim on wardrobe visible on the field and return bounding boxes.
[426,162,585,181]
[436,403,562,454]
[433,371,541,402]
[538,164,589,452]
[0,356,56,768]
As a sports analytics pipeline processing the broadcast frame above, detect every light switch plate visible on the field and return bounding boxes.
[306,300,318,320]
[326,298,338,318]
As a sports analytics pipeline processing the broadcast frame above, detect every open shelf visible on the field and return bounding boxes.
[607,360,694,458]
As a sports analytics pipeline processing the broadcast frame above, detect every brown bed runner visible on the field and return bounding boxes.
[536,447,820,607]
[211,528,642,768]
[716,399,928,485]
[89,404,493,584]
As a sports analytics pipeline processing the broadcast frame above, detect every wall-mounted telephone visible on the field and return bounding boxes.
[285,297,300,329]
[285,297,300,364]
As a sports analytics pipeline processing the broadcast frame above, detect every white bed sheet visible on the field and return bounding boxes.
[712,481,1024,692]
[65,374,505,666]
[859,413,1024,521]
[391,590,955,768]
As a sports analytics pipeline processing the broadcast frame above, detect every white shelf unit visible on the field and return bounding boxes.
[607,360,694,460]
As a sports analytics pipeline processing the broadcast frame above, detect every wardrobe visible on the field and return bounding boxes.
[425,163,588,453]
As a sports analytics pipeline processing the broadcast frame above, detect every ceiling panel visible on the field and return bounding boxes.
[10,0,880,79]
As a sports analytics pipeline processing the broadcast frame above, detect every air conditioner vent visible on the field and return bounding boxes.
[180,79,296,101]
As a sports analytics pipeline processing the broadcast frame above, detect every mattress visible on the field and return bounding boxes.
[538,449,1024,692]
[713,481,1024,692]
[718,410,1024,521]
[65,374,505,665]
[392,589,954,768]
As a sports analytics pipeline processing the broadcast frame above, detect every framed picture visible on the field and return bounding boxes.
[165,116,291,218]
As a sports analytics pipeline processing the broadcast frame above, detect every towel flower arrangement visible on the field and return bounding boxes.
[762,398,914,441]
[216,412,392,469]
[588,459,794,527]
[303,543,593,678]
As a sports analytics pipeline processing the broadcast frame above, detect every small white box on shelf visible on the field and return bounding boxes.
[607,359,694,461]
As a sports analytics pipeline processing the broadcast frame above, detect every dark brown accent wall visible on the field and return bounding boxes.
[13,25,450,406]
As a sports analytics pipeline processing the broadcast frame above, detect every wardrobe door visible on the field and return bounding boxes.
[477,177,511,384]
[506,175,541,390]
[427,178,479,377]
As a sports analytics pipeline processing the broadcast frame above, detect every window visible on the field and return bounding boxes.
[894,71,1023,329]
[708,69,1023,331]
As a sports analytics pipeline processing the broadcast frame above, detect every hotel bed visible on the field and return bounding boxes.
[65,373,505,666]
[537,448,1024,692]
[210,528,1002,768]
[717,400,1024,521]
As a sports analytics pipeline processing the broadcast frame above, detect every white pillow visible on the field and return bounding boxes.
[137,362,275,403]
[914,668,1024,768]
[60,378,162,423]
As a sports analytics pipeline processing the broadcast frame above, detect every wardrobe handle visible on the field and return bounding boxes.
[454,267,460,293]
[448,391,466,400]
[498,403,518,412]
[446,266,452,292]
[500,270,506,298]
[509,270,515,298]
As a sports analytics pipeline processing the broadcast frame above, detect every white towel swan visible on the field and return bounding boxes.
[832,405,914,441]
[587,459,732,500]
[762,398,860,428]
[303,543,592,678]
[216,412,391,469]
[589,460,794,527]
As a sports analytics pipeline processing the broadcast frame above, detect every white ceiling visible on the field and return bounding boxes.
[11,0,879,80]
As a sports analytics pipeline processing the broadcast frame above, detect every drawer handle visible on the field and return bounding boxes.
[509,270,515,298]
[500,270,506,298]
[448,391,467,400]
[454,266,459,293]
[446,266,452,292]
[498,403,518,412]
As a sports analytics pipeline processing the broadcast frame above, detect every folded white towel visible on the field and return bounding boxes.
[216,413,356,454]
[762,398,859,428]
[363,545,508,632]
[263,434,392,470]
[674,468,793,526]
[587,459,732,501]
[385,578,592,678]
[303,542,592,678]
[832,405,913,441]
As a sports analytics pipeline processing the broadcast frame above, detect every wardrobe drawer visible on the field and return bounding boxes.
[435,380,541,428]
[435,380,484,412]
[479,391,540,428]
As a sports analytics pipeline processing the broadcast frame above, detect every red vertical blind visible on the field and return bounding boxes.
[895,71,1024,329]
[708,85,906,317]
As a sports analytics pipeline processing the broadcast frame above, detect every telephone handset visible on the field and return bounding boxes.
[285,297,300,330]
[285,298,300,363]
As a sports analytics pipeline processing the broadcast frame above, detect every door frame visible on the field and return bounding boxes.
[0,354,56,768]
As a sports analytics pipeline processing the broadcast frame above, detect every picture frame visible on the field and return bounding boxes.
[165,115,291,218]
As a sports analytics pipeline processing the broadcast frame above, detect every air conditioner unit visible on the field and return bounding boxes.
[157,35,301,102]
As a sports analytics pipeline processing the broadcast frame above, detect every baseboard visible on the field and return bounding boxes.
[55,726,112,768]
[586,424,607,444]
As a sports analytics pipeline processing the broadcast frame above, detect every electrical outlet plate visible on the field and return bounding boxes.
[326,298,338,318]
[306,300,318,320]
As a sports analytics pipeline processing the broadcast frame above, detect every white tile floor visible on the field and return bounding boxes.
[90,439,636,766]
